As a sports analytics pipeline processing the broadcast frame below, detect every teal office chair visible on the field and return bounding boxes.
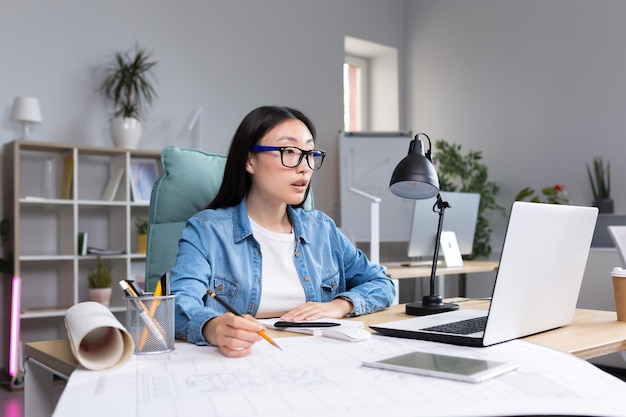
[144,145,314,291]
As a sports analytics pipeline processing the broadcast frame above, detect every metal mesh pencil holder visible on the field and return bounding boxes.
[125,294,176,354]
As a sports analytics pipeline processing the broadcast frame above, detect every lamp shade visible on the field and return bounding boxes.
[389,137,439,199]
[11,96,42,123]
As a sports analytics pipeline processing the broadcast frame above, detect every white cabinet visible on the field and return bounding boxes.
[3,139,161,343]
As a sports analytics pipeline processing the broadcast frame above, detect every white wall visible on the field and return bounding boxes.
[0,0,406,219]
[0,0,406,368]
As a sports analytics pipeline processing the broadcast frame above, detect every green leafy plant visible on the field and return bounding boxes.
[100,44,158,121]
[135,218,148,235]
[515,184,570,205]
[433,139,505,259]
[87,256,112,289]
[586,157,611,200]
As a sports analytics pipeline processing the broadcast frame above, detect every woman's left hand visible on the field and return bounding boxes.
[280,298,352,321]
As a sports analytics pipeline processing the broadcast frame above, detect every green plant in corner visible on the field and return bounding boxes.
[433,139,505,259]
[135,218,148,235]
[586,156,611,200]
[88,256,112,289]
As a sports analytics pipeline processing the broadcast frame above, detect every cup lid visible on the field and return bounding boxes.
[611,267,626,277]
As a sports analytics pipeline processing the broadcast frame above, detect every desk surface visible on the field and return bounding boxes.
[24,298,626,379]
[383,260,498,279]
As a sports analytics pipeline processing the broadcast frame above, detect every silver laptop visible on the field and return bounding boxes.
[608,226,626,267]
[371,202,598,347]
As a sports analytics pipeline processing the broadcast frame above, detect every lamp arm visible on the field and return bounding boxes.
[428,194,450,297]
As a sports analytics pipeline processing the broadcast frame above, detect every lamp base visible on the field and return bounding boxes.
[405,295,459,316]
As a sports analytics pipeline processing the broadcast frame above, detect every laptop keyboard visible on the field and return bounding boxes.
[422,316,487,335]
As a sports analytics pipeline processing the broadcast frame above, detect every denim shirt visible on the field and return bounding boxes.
[170,197,396,345]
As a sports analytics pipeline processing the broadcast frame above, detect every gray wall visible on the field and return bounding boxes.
[406,0,626,252]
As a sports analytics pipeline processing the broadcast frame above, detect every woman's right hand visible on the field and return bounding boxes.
[203,313,264,357]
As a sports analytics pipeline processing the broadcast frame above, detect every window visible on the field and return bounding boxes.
[344,36,399,132]
[343,55,369,131]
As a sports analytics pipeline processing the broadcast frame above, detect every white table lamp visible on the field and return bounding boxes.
[348,188,399,305]
[11,96,42,139]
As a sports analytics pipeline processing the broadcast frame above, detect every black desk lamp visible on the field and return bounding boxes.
[389,133,459,316]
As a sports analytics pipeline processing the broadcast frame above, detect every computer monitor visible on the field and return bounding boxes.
[407,191,480,258]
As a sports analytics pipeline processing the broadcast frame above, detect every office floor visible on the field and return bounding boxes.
[0,381,65,417]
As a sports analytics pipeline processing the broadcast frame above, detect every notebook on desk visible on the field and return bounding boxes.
[371,202,599,347]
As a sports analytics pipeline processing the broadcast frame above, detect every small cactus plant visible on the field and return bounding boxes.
[88,256,112,288]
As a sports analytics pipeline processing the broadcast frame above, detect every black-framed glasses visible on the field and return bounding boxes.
[251,145,326,170]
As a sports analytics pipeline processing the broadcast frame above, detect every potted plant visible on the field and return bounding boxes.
[100,44,158,149]
[515,183,570,205]
[586,156,613,213]
[135,218,148,254]
[433,139,506,259]
[88,256,113,306]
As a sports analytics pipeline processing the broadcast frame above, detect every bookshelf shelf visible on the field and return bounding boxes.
[3,139,161,346]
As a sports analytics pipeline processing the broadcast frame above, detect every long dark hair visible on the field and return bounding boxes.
[208,105,316,209]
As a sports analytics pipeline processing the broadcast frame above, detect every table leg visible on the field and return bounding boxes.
[458,273,467,297]
[391,278,400,305]
[24,358,55,417]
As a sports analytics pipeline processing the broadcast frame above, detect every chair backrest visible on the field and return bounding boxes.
[144,146,314,291]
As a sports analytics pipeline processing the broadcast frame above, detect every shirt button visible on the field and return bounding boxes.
[295,252,300,257]
[331,282,337,288]
[304,276,310,281]
[217,284,223,291]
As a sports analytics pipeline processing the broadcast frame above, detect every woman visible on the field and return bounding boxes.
[170,105,395,357]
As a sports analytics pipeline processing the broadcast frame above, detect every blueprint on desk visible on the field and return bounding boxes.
[53,334,626,417]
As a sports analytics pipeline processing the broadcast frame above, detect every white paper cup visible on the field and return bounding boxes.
[611,267,626,322]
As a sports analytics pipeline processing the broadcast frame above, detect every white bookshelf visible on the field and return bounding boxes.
[3,139,161,344]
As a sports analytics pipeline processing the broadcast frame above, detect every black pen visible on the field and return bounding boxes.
[206,290,282,351]
[274,321,341,328]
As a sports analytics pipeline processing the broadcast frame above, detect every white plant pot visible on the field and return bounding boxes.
[89,287,112,307]
[110,117,142,149]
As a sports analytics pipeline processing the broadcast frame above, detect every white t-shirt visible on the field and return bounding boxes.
[249,217,306,318]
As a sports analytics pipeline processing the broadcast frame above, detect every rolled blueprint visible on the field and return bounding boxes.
[64,302,134,370]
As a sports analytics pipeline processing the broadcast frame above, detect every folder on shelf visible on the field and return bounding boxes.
[87,247,126,255]
[59,153,73,199]
[101,168,124,201]
[78,232,88,255]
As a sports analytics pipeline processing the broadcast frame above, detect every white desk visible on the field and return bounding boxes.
[30,316,626,417]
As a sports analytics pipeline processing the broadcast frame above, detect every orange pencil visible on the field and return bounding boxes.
[206,290,282,351]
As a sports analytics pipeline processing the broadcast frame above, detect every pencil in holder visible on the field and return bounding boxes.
[125,294,176,354]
